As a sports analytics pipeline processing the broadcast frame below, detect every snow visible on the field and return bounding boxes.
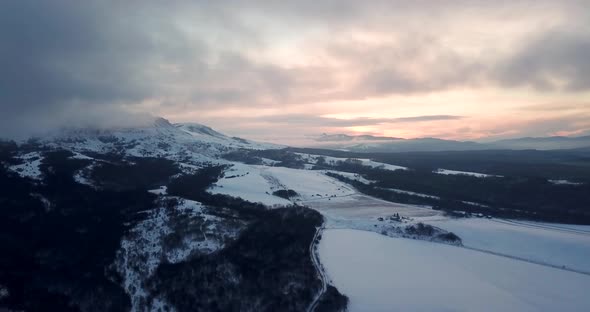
[69,152,94,160]
[549,179,583,185]
[0,285,8,300]
[429,218,590,273]
[116,198,240,312]
[209,163,292,206]
[148,186,168,195]
[262,166,357,201]
[260,157,280,166]
[296,153,407,171]
[434,168,496,178]
[379,187,439,199]
[322,170,375,184]
[319,229,590,312]
[39,117,278,167]
[8,152,43,180]
[73,163,96,186]
[210,164,359,206]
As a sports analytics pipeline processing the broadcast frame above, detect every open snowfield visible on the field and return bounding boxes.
[208,163,292,206]
[8,152,43,180]
[429,218,590,273]
[210,164,357,206]
[296,153,407,171]
[319,229,590,312]
[434,168,496,178]
[262,166,356,200]
[306,194,438,221]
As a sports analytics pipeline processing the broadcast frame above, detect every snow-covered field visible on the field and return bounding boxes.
[296,153,407,171]
[209,163,292,206]
[209,164,357,206]
[308,194,437,223]
[321,170,375,185]
[433,168,496,178]
[549,179,583,185]
[8,152,43,180]
[263,166,356,200]
[429,218,590,273]
[319,229,590,312]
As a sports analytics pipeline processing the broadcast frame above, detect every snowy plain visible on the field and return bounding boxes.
[295,153,407,171]
[429,218,590,273]
[433,168,497,178]
[319,229,590,312]
[209,164,357,206]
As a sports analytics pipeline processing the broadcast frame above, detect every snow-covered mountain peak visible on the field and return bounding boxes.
[175,122,228,139]
[29,117,279,164]
[153,117,175,129]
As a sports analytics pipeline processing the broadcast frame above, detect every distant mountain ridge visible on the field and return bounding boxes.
[316,133,403,142]
[488,135,590,150]
[312,133,590,152]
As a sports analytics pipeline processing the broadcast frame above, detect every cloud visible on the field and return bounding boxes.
[495,30,590,91]
[241,114,463,127]
[0,1,199,136]
[0,1,589,141]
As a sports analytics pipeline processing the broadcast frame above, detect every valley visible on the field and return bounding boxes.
[1,118,590,311]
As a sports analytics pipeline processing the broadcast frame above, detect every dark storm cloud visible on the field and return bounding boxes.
[0,1,309,137]
[1,0,589,139]
[0,1,186,135]
[1,2,149,105]
[495,31,590,91]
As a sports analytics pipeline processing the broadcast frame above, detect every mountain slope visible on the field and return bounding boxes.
[35,117,277,164]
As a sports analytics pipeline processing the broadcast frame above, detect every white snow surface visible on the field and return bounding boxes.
[210,164,358,206]
[116,198,242,312]
[40,117,277,165]
[148,186,168,195]
[209,163,292,206]
[296,153,407,171]
[319,229,590,312]
[434,168,496,178]
[379,187,440,199]
[549,179,583,185]
[321,170,375,184]
[429,218,590,273]
[8,152,43,180]
[263,166,356,201]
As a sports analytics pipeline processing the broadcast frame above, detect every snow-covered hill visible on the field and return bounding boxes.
[36,117,278,164]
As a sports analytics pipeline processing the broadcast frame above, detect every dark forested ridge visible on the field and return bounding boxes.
[149,207,334,312]
[0,144,347,312]
[0,149,156,312]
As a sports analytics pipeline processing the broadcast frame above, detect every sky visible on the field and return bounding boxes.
[1,1,590,144]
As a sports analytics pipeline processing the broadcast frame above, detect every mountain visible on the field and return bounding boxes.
[2,118,590,312]
[312,134,485,152]
[312,133,590,152]
[34,117,277,163]
[347,138,485,152]
[488,135,590,150]
[0,117,348,312]
[316,133,402,142]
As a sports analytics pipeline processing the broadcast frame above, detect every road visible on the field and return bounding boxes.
[307,225,327,312]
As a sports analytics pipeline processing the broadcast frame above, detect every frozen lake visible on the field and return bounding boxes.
[319,229,590,312]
